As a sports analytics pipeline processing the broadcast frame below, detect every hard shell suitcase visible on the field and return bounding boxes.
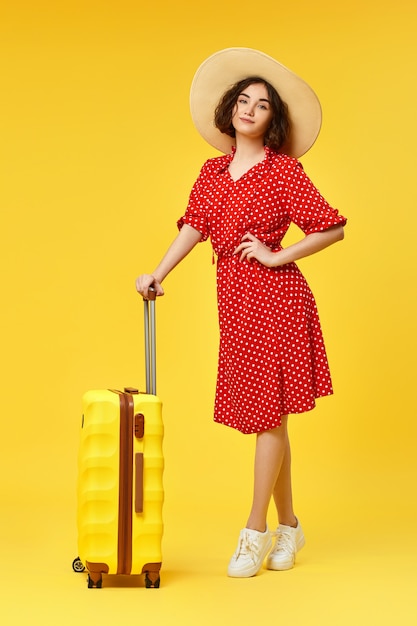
[74,293,164,588]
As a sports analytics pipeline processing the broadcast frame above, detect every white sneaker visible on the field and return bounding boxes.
[227,527,272,578]
[266,520,305,571]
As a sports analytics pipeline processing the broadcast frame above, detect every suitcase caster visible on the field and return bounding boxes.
[87,574,103,588]
[145,572,160,588]
[72,557,85,573]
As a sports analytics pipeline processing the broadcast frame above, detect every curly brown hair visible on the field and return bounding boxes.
[214,76,291,152]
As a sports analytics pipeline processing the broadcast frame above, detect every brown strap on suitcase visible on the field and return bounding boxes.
[116,391,134,575]
[135,453,144,513]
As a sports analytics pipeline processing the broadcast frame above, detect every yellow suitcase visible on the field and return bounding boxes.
[74,295,164,588]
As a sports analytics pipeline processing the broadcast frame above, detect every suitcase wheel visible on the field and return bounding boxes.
[87,574,102,588]
[145,572,160,588]
[72,557,85,573]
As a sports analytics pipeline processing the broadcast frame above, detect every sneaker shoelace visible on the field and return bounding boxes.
[270,529,295,557]
[235,531,263,564]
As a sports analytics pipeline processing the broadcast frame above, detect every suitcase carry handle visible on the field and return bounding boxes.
[143,287,156,395]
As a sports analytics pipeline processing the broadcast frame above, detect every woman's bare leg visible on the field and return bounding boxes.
[272,433,297,528]
[246,416,289,532]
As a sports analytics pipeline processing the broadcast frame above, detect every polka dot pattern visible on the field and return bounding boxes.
[178,147,347,434]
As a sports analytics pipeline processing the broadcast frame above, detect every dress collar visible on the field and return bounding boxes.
[219,145,274,176]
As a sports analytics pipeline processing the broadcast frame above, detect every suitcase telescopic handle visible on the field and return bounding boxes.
[143,287,156,395]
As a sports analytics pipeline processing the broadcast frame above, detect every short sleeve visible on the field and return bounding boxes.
[177,161,212,242]
[287,161,347,235]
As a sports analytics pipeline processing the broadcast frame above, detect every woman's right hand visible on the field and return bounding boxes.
[135,274,164,299]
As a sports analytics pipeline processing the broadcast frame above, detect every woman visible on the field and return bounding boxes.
[136,48,346,578]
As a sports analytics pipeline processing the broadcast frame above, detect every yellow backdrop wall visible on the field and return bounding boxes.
[1,1,416,622]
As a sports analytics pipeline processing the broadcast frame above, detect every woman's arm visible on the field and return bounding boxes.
[136,224,202,298]
[234,225,344,267]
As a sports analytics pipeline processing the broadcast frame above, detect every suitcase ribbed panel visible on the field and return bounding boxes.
[77,390,120,574]
[131,394,164,572]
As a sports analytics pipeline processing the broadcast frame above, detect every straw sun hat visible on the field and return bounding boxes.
[190,47,322,158]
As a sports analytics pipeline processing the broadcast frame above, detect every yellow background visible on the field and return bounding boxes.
[1,0,416,623]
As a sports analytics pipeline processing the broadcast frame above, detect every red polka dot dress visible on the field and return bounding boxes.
[178,147,347,434]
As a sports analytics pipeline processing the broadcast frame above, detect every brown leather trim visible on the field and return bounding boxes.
[86,561,109,574]
[142,562,161,575]
[135,453,144,513]
[134,413,144,439]
[110,390,134,576]
[124,387,139,394]
[86,561,109,586]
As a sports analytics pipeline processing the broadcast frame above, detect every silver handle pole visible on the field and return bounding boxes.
[149,299,156,395]
[143,288,156,395]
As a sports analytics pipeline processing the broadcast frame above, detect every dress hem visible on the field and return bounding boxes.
[213,391,333,434]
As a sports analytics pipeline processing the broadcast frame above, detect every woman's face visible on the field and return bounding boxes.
[231,82,273,141]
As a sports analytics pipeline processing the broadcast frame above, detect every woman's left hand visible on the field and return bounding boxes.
[234,233,276,267]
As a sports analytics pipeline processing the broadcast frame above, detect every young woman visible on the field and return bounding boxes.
[136,48,346,578]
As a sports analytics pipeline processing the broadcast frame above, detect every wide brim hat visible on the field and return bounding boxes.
[190,47,322,158]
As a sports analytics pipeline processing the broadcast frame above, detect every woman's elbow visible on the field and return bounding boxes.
[328,224,344,242]
[337,225,345,241]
